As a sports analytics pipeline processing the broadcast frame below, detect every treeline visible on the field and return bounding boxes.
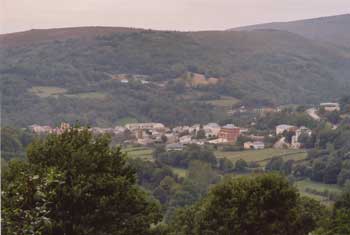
[255,109,318,131]
[2,128,349,234]
[153,145,217,168]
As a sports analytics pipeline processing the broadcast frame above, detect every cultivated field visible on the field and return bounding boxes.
[123,146,153,161]
[29,86,67,97]
[29,86,108,100]
[295,180,342,205]
[215,148,307,165]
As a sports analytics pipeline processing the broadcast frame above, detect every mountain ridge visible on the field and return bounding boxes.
[230,14,350,49]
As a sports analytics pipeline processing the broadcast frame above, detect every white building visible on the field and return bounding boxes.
[208,138,228,144]
[179,135,192,144]
[140,80,150,84]
[114,126,126,135]
[203,123,221,138]
[29,124,52,134]
[276,124,297,135]
[244,141,265,150]
[320,103,340,112]
[125,123,165,131]
[172,126,190,134]
[239,128,249,134]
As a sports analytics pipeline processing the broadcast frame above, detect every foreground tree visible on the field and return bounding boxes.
[169,173,325,235]
[2,128,161,235]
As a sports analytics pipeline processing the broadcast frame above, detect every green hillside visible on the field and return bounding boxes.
[1,28,350,127]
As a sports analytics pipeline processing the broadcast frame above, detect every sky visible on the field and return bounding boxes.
[1,0,350,34]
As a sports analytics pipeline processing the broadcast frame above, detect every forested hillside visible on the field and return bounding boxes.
[232,14,350,49]
[1,26,350,127]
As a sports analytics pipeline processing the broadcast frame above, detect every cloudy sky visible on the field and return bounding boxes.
[1,0,349,34]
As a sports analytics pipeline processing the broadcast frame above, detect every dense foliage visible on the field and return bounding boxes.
[2,128,350,234]
[153,144,217,168]
[2,128,161,235]
[168,174,326,235]
[294,124,350,186]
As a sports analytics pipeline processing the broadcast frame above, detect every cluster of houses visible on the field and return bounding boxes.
[29,120,315,152]
[125,122,243,151]
[230,105,281,115]
[29,122,245,151]
[29,123,71,135]
[29,123,127,136]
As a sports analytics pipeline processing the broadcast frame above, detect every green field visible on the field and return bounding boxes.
[207,96,240,108]
[123,146,153,161]
[295,180,342,205]
[215,148,307,165]
[295,180,342,194]
[259,151,308,166]
[29,87,108,100]
[65,92,108,100]
[29,86,67,97]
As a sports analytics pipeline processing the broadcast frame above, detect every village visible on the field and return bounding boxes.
[28,102,341,153]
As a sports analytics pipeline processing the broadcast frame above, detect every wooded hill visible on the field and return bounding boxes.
[1,14,350,127]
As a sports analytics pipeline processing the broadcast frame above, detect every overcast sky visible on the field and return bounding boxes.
[1,0,349,34]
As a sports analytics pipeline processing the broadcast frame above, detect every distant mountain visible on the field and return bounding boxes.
[231,14,350,49]
[0,27,141,48]
[1,26,350,127]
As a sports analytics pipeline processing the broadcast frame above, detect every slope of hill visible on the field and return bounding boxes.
[231,14,350,49]
[0,27,141,48]
[1,27,350,127]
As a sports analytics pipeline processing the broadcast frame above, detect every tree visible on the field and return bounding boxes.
[186,160,219,197]
[218,157,234,173]
[338,168,350,186]
[311,160,326,182]
[235,159,248,172]
[2,128,161,235]
[324,111,341,125]
[265,157,284,172]
[283,130,296,144]
[170,174,324,235]
[298,133,316,149]
[323,158,342,184]
[281,160,294,175]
